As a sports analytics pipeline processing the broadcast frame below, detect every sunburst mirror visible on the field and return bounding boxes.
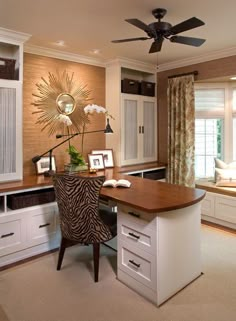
[32,70,91,136]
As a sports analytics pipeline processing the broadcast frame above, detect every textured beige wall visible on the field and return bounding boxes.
[157,55,236,163]
[23,53,105,176]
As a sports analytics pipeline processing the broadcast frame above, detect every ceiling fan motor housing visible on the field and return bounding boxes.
[148,22,172,38]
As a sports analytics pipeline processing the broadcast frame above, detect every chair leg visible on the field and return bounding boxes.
[93,243,100,282]
[57,237,67,270]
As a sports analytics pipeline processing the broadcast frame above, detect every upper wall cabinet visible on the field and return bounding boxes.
[105,59,157,166]
[0,28,31,182]
[121,94,157,165]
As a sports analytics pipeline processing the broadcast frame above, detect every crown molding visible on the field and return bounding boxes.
[23,42,236,73]
[105,57,157,74]
[157,46,236,72]
[0,27,31,44]
[24,44,107,67]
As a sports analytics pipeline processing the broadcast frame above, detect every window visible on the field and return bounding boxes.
[194,85,231,178]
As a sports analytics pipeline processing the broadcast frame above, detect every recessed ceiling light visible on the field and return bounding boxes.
[55,40,65,46]
[91,49,100,54]
[230,76,236,80]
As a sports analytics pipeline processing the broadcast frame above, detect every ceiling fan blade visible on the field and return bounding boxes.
[170,17,205,35]
[112,37,150,43]
[170,35,206,47]
[149,39,164,53]
[125,18,153,34]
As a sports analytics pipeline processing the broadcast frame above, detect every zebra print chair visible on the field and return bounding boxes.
[52,174,117,282]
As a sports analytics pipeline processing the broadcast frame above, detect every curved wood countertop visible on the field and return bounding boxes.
[0,164,205,214]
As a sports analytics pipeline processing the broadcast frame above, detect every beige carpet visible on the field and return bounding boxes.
[0,225,236,321]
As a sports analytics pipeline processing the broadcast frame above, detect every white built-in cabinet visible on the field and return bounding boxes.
[117,203,201,306]
[121,94,157,165]
[106,59,157,167]
[0,28,30,182]
[201,191,236,229]
[0,187,60,267]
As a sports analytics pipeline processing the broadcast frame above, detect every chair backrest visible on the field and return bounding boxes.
[52,174,113,243]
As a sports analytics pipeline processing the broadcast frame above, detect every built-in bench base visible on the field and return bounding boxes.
[196,180,236,230]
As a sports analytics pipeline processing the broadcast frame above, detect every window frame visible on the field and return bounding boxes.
[194,82,236,178]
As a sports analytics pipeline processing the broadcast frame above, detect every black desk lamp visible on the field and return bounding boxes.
[32,118,113,177]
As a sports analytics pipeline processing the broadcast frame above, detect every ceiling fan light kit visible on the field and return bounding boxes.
[112,8,206,53]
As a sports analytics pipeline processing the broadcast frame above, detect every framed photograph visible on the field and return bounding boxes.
[91,149,114,168]
[88,154,105,170]
[35,156,56,174]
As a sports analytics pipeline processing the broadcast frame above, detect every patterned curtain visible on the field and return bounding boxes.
[167,74,195,187]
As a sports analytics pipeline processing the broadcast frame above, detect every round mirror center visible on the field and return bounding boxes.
[56,93,75,115]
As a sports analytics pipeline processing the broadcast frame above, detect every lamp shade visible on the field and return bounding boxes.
[104,118,113,134]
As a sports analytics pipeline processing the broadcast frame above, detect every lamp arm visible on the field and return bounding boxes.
[32,132,79,163]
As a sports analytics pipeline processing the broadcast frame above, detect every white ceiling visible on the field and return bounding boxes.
[1,0,236,68]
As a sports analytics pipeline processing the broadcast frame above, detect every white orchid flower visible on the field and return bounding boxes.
[84,104,114,120]
[58,114,72,126]
[84,104,106,114]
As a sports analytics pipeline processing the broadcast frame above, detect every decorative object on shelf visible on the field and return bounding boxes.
[0,57,16,80]
[88,154,105,170]
[32,123,114,176]
[64,145,88,172]
[91,149,114,168]
[32,133,79,176]
[35,156,56,175]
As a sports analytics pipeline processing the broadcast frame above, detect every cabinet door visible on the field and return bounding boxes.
[142,97,157,162]
[0,81,22,182]
[122,95,139,164]
[121,94,157,165]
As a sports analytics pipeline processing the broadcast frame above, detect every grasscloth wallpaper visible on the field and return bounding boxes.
[23,53,105,176]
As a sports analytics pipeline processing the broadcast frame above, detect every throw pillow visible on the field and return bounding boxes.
[215,168,236,187]
[214,158,236,169]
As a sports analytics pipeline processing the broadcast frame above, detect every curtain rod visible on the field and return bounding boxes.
[168,71,198,79]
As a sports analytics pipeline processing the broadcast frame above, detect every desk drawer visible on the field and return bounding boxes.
[118,240,156,290]
[118,214,156,255]
[118,205,156,229]
[0,215,26,257]
[27,205,59,245]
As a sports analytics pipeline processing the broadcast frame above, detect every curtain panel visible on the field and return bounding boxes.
[167,75,195,187]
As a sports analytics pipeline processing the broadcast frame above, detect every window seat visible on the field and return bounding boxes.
[195,180,236,198]
[195,180,236,230]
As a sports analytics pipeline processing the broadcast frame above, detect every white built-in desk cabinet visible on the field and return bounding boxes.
[0,164,206,306]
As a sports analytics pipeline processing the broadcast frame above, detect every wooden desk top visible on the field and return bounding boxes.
[0,165,205,214]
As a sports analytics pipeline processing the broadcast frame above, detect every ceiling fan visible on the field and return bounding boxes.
[111,8,206,53]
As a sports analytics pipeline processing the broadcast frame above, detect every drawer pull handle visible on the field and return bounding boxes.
[1,232,14,238]
[39,223,50,228]
[128,211,140,218]
[129,259,140,268]
[128,232,140,240]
